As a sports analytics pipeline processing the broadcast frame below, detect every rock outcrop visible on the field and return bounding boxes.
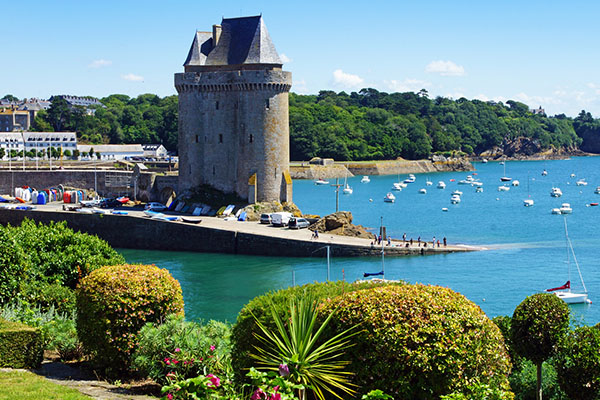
[310,211,375,239]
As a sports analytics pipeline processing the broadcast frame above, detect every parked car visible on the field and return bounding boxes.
[144,202,168,212]
[288,217,310,229]
[271,212,293,227]
[260,213,272,224]
[99,198,121,208]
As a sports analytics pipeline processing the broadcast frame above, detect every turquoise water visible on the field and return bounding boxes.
[120,156,600,324]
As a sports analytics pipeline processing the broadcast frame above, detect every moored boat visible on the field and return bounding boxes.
[384,192,395,203]
[361,175,370,183]
[315,178,329,185]
[437,181,446,189]
[551,187,562,197]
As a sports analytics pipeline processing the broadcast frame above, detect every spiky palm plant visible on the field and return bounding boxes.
[250,294,359,400]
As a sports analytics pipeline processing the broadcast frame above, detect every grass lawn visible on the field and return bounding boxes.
[0,370,90,399]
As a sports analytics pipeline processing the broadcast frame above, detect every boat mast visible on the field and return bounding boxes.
[564,216,588,293]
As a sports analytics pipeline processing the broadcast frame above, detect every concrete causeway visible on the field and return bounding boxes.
[0,204,482,257]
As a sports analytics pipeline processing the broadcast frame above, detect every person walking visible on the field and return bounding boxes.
[402,233,407,242]
[443,237,447,247]
[432,236,436,247]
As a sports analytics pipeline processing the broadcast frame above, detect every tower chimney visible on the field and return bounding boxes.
[212,24,222,47]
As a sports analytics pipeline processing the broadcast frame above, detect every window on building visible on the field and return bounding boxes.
[216,101,219,110]
[265,99,270,110]
[249,134,254,143]
[213,166,216,175]
[219,134,223,143]
[195,135,199,143]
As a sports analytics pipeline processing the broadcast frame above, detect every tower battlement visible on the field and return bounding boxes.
[175,16,292,203]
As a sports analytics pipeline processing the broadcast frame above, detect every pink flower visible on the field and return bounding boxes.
[278,364,290,377]
[167,394,173,400]
[206,374,221,388]
[270,393,281,400]
[174,348,181,353]
[210,345,216,351]
[164,357,170,363]
[251,388,266,400]
[173,359,179,365]
[273,385,280,392]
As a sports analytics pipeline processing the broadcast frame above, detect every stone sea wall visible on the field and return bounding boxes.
[290,158,473,179]
[0,209,466,257]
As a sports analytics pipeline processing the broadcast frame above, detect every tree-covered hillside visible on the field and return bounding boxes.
[15,90,600,159]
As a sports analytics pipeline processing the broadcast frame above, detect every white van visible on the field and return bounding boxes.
[271,212,293,227]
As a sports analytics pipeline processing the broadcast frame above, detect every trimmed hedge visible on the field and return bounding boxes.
[76,264,184,372]
[0,318,44,368]
[231,280,405,383]
[319,284,512,399]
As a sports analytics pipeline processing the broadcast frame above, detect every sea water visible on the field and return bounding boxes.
[120,156,600,324]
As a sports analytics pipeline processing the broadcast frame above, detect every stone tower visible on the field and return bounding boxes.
[175,16,293,203]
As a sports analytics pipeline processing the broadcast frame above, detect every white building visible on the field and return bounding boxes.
[0,131,77,159]
[77,144,144,160]
[142,144,168,159]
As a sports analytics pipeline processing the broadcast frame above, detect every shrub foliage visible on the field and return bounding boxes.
[319,284,512,399]
[133,315,232,385]
[76,264,184,371]
[231,280,404,383]
[0,318,44,368]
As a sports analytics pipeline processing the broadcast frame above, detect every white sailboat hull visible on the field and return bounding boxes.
[554,291,589,304]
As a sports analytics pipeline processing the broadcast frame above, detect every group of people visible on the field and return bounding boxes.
[371,233,448,248]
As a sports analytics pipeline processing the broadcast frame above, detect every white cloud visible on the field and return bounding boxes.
[292,79,308,94]
[474,94,507,103]
[385,78,431,93]
[444,92,466,100]
[88,59,112,68]
[514,92,561,106]
[121,73,144,82]
[332,69,364,88]
[280,53,292,63]
[425,60,465,76]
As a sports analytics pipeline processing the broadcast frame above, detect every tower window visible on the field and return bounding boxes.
[234,102,238,109]
[219,134,223,143]
[265,99,270,110]
[213,166,215,175]
[215,101,219,110]
[249,134,254,143]
[195,135,199,143]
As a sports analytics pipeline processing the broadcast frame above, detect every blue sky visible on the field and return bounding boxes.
[2,0,600,117]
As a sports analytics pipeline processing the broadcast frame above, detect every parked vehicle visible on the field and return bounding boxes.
[260,213,272,224]
[288,217,310,229]
[100,198,122,208]
[271,212,293,227]
[144,202,168,212]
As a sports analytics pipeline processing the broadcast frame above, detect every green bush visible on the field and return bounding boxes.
[318,284,512,399]
[509,360,565,400]
[0,219,125,309]
[76,264,184,372]
[133,315,232,385]
[0,318,44,368]
[19,281,76,315]
[554,326,600,399]
[231,280,404,383]
[43,318,82,361]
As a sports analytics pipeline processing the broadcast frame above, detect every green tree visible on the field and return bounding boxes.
[2,94,19,102]
[511,293,570,400]
[0,148,5,159]
[554,326,600,399]
[72,149,80,159]
[46,97,72,131]
[89,147,94,159]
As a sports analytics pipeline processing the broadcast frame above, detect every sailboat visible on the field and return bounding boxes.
[523,175,534,207]
[545,217,590,304]
[391,173,403,191]
[500,159,511,182]
[342,172,353,194]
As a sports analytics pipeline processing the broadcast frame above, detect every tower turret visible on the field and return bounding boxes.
[175,16,292,203]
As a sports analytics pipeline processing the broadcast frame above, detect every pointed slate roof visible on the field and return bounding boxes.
[183,16,282,67]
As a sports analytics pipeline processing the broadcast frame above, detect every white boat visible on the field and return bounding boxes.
[315,179,329,185]
[384,192,395,203]
[342,173,353,194]
[419,188,427,194]
[360,176,370,183]
[523,199,534,207]
[482,158,488,163]
[437,181,446,189]
[399,182,408,188]
[500,160,511,182]
[551,208,561,214]
[512,180,520,186]
[442,207,449,212]
[498,185,510,192]
[391,182,403,191]
[542,169,548,176]
[570,173,576,178]
[458,175,475,185]
[426,180,433,186]
[576,179,588,186]
[546,217,590,304]
[403,174,416,184]
[452,190,463,196]
[475,186,483,193]
[450,194,461,204]
[560,203,572,214]
[595,186,600,194]
[471,181,483,187]
[551,187,562,197]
